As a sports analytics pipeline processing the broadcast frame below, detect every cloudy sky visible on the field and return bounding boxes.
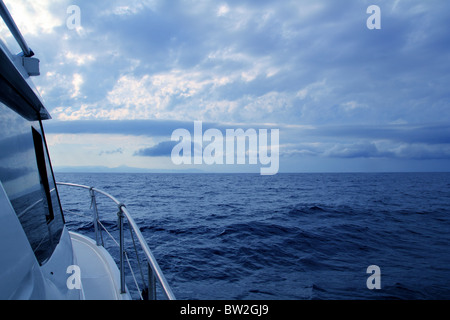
[2,0,450,173]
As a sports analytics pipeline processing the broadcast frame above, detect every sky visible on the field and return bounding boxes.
[1,0,450,173]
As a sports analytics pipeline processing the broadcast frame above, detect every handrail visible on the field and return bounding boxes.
[0,0,34,57]
[56,182,176,300]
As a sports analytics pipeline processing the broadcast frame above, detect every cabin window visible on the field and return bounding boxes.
[0,101,64,265]
[33,124,65,246]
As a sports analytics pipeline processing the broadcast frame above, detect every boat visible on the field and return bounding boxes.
[0,0,175,300]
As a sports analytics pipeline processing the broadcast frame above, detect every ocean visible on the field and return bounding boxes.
[55,172,450,300]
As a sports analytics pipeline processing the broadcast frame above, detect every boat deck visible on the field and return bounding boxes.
[69,232,131,300]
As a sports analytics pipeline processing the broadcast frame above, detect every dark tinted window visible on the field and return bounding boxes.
[0,101,64,264]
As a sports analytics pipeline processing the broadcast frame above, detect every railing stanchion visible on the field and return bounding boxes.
[90,188,101,246]
[118,204,126,294]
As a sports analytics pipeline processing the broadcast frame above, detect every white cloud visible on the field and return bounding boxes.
[103,70,235,120]
[71,73,84,98]
[101,0,159,16]
[296,80,329,102]
[217,4,230,17]
[55,64,297,122]
[3,0,68,36]
[241,92,293,120]
[340,101,368,112]
[64,51,95,66]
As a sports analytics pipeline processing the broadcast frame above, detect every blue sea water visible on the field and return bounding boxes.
[55,172,450,300]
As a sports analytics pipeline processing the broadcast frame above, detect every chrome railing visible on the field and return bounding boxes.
[0,0,34,57]
[56,182,176,300]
